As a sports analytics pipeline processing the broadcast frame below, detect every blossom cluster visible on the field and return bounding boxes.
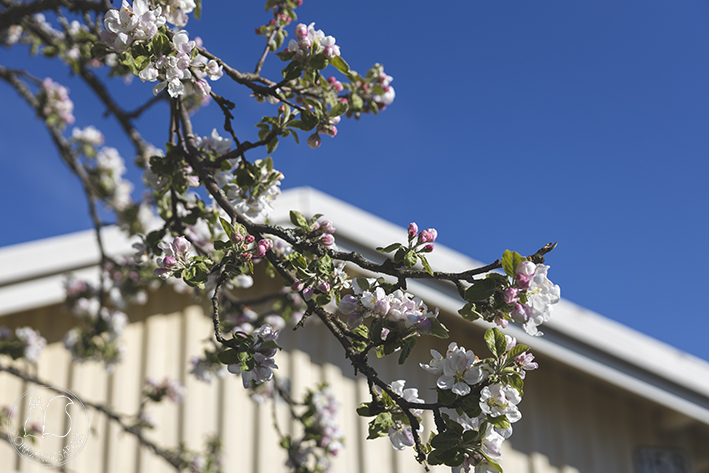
[144,376,185,403]
[421,343,484,396]
[339,279,440,337]
[226,324,280,388]
[507,261,561,336]
[40,78,74,128]
[0,326,47,362]
[154,235,192,279]
[387,380,424,450]
[288,23,341,60]
[100,0,166,53]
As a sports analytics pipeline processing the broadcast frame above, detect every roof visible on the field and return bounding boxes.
[2,186,709,427]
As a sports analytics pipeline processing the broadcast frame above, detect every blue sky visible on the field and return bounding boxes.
[1,1,708,361]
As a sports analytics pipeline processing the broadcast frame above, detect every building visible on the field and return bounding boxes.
[1,187,708,473]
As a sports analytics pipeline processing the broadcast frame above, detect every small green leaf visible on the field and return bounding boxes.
[403,250,418,268]
[501,250,526,278]
[465,278,497,302]
[219,217,235,239]
[330,55,350,73]
[419,254,434,276]
[376,243,402,253]
[289,210,309,228]
[217,349,239,365]
[430,430,461,450]
[398,338,416,365]
[458,302,482,322]
[309,53,328,70]
[429,318,449,339]
[484,327,507,358]
[506,344,530,360]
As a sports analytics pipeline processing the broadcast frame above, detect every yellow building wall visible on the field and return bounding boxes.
[1,288,709,473]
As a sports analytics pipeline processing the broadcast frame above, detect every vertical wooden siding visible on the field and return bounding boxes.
[2,291,709,473]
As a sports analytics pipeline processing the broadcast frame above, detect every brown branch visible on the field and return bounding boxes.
[254,27,278,75]
[0,364,182,469]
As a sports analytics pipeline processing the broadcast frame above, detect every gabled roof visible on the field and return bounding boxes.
[2,186,709,427]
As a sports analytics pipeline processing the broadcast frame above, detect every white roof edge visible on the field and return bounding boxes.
[1,187,709,423]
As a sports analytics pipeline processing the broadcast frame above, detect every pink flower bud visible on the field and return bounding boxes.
[317,281,330,293]
[421,244,434,253]
[504,287,519,305]
[295,23,308,40]
[162,256,177,269]
[327,76,336,84]
[407,222,418,239]
[303,287,313,301]
[320,234,334,246]
[254,246,267,257]
[494,315,509,328]
[320,220,335,234]
[259,239,273,251]
[516,274,531,290]
[172,236,190,254]
[245,235,255,244]
[231,232,243,244]
[241,252,253,261]
[380,327,390,340]
[417,228,437,244]
[291,280,305,292]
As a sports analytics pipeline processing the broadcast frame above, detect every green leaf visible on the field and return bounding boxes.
[460,395,482,418]
[289,210,309,228]
[309,53,328,70]
[217,349,239,365]
[501,250,526,278]
[419,254,434,276]
[437,388,457,405]
[266,136,279,153]
[376,243,402,253]
[398,338,416,365]
[429,318,449,339]
[430,430,461,450]
[458,302,482,322]
[356,401,384,417]
[403,250,418,268]
[484,327,507,358]
[478,455,504,473]
[367,412,393,439]
[219,217,235,239]
[464,278,497,302]
[281,61,303,81]
[507,372,524,394]
[330,101,348,117]
[329,55,350,73]
[314,293,332,306]
[488,414,510,430]
[350,93,364,110]
[194,0,201,18]
[506,344,530,360]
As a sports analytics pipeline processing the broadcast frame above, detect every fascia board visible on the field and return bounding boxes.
[274,187,709,416]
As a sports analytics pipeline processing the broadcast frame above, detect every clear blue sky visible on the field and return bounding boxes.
[1,1,708,360]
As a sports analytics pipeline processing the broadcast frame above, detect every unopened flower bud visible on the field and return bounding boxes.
[162,256,177,269]
[320,234,334,246]
[245,235,255,244]
[417,228,437,244]
[303,287,313,301]
[172,236,190,254]
[241,252,253,261]
[320,220,335,234]
[407,222,418,239]
[421,244,434,253]
[494,315,509,328]
[291,280,305,292]
[307,133,322,149]
[317,281,330,293]
[295,23,308,40]
[504,287,519,305]
[231,232,243,244]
